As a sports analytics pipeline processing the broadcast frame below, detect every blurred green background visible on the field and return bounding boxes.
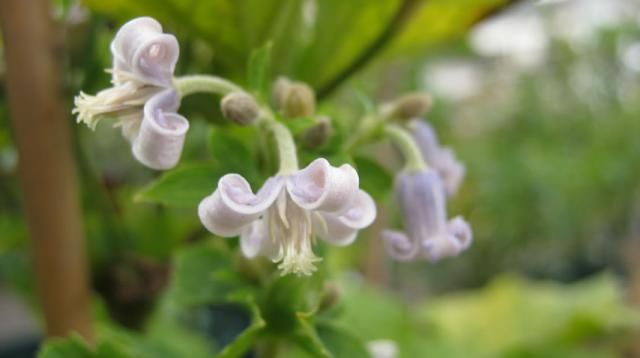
[2,0,640,357]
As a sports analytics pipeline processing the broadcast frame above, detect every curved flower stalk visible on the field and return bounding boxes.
[409,119,465,197]
[198,158,376,276]
[73,17,187,170]
[383,170,472,262]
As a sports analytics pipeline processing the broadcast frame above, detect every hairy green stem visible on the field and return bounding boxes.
[174,74,299,175]
[384,123,427,172]
[173,75,243,97]
[260,112,299,175]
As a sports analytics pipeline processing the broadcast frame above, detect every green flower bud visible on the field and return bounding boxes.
[384,92,433,120]
[221,92,260,125]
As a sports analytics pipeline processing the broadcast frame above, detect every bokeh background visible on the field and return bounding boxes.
[2,0,640,356]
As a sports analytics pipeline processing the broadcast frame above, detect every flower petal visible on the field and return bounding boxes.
[435,147,465,197]
[396,170,448,244]
[240,219,280,260]
[132,90,188,170]
[421,217,472,262]
[198,175,283,237]
[410,120,465,196]
[382,230,420,262]
[286,158,359,213]
[111,17,179,86]
[313,190,376,246]
[448,216,473,250]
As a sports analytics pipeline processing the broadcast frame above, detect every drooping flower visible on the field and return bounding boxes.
[73,17,187,170]
[410,119,465,196]
[198,158,376,276]
[383,169,472,262]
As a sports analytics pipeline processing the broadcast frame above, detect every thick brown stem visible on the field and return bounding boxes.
[0,0,93,341]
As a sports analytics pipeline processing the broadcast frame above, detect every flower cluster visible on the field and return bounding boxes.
[74,16,473,275]
[73,17,188,170]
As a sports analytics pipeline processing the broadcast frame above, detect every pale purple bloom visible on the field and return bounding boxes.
[132,89,188,169]
[198,158,376,276]
[73,17,187,170]
[383,170,472,262]
[410,119,465,196]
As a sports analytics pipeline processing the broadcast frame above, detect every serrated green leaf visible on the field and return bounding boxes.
[353,155,392,200]
[134,164,221,207]
[247,42,273,102]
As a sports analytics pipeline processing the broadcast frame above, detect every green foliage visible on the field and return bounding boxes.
[81,0,510,89]
[168,242,248,306]
[208,127,260,185]
[247,42,273,102]
[134,164,221,207]
[353,155,393,200]
[334,273,639,357]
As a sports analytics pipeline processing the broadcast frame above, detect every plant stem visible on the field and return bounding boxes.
[384,124,427,172]
[260,112,299,175]
[0,0,93,341]
[174,75,243,97]
[342,114,384,153]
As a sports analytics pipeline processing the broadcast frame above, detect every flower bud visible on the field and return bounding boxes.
[272,76,292,109]
[384,92,432,120]
[283,83,316,118]
[318,283,341,312]
[221,92,260,125]
[302,116,332,149]
[273,77,316,118]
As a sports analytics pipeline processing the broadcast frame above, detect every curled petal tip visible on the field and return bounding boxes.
[132,90,188,170]
[111,16,179,86]
[382,230,420,262]
[287,158,359,213]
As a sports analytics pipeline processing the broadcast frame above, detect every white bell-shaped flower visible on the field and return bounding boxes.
[198,158,376,276]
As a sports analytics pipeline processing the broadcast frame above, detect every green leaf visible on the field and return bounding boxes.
[315,321,370,358]
[170,242,247,306]
[353,155,392,200]
[292,315,331,358]
[38,333,131,358]
[39,334,94,358]
[216,295,267,358]
[208,127,259,184]
[82,0,512,91]
[284,116,318,136]
[247,42,273,102]
[134,164,221,207]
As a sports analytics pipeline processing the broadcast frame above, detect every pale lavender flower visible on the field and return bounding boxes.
[410,119,465,196]
[383,169,472,262]
[198,158,376,276]
[73,17,187,170]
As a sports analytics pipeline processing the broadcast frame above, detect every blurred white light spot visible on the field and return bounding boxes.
[550,0,632,44]
[470,7,547,68]
[622,42,640,73]
[423,61,483,101]
[367,339,398,358]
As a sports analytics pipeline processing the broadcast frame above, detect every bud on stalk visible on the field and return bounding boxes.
[221,92,260,125]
